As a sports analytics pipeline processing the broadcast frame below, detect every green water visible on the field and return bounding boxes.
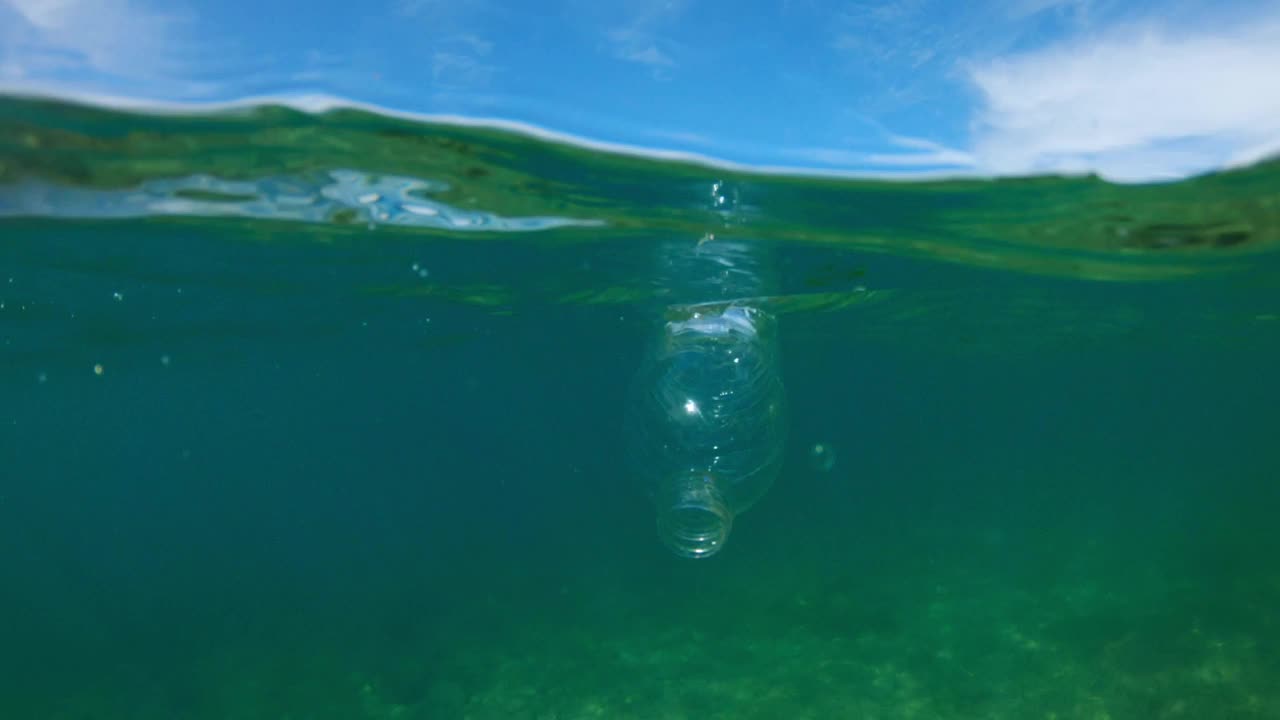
[2,97,1279,719]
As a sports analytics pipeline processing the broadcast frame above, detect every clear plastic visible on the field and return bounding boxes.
[627,239,786,558]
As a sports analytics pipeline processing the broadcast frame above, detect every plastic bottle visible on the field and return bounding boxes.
[627,238,786,558]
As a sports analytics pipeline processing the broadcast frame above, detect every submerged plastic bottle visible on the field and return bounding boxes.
[627,238,786,558]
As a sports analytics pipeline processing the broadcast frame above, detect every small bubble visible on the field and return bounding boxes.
[708,180,738,214]
[160,354,171,366]
[37,371,47,384]
[112,291,123,302]
[418,268,429,278]
[93,363,104,376]
[809,443,837,473]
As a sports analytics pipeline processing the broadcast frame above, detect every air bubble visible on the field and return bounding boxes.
[112,291,123,301]
[809,443,836,473]
[707,179,739,218]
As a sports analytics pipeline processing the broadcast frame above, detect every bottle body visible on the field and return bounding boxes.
[627,240,786,558]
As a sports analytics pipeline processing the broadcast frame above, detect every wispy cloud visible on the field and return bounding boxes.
[431,50,495,88]
[606,28,675,69]
[397,0,487,21]
[0,0,194,87]
[396,0,498,89]
[965,12,1280,180]
[427,31,498,89]
[867,135,975,167]
[1004,0,1095,22]
[825,0,999,118]
[829,0,935,69]
[592,0,687,76]
[785,135,974,173]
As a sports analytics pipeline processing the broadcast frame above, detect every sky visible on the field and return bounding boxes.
[1,0,1279,181]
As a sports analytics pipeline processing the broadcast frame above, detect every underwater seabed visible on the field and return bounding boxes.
[13,485,1278,720]
[446,535,1280,720]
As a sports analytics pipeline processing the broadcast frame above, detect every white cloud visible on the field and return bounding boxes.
[594,0,686,75]
[431,51,495,88]
[784,135,974,173]
[1004,0,1094,22]
[429,33,496,88]
[645,128,709,144]
[621,44,674,68]
[966,16,1280,180]
[606,27,675,70]
[866,135,975,167]
[1,0,190,80]
[394,0,497,90]
[455,33,494,56]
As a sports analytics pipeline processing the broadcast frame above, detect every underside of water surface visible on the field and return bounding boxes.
[2,96,1280,719]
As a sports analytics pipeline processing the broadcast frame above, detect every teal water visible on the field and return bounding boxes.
[2,97,1280,719]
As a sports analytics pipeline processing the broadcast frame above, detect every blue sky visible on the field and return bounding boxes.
[2,0,1279,181]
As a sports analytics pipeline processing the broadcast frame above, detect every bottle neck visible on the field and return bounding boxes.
[656,239,769,305]
[656,472,734,559]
